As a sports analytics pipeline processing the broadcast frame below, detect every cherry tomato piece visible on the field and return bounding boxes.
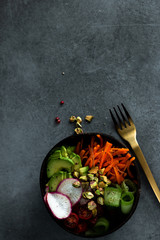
[76,221,87,233]
[78,206,92,220]
[89,217,98,226]
[64,213,79,229]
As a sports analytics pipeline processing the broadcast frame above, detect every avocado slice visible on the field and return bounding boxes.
[47,157,74,178]
[48,150,62,162]
[62,171,67,179]
[48,171,64,192]
[66,146,76,158]
[67,172,73,178]
[69,152,82,171]
[61,146,68,158]
[49,147,61,155]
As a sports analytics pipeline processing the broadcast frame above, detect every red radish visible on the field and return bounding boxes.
[46,192,72,219]
[45,186,49,193]
[56,178,82,206]
[44,194,47,203]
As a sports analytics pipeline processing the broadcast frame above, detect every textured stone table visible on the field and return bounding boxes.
[0,1,160,239]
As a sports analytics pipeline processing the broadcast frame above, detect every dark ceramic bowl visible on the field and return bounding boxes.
[40,133,141,238]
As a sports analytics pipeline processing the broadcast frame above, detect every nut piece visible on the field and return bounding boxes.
[88,201,97,210]
[97,197,104,205]
[87,173,94,181]
[83,192,94,199]
[73,171,79,178]
[92,208,97,217]
[79,176,88,181]
[76,122,82,128]
[72,180,81,188]
[100,176,108,183]
[94,177,99,183]
[75,128,83,134]
[90,181,98,189]
[99,187,104,195]
[81,181,89,190]
[88,166,99,174]
[98,181,106,188]
[69,116,76,122]
[76,116,82,123]
[98,168,105,175]
[85,115,94,122]
[95,189,101,196]
[100,175,111,184]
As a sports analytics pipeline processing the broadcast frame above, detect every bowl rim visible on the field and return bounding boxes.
[40,132,141,238]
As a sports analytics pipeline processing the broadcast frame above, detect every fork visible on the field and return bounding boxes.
[110,103,160,203]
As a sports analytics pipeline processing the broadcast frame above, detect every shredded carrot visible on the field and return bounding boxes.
[84,154,92,166]
[99,142,112,169]
[79,150,86,160]
[111,149,129,156]
[75,141,81,154]
[75,134,136,184]
[96,134,103,147]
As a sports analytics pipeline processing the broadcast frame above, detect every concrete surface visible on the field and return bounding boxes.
[0,0,160,239]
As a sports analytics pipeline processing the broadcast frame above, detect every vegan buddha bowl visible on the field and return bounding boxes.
[40,133,140,237]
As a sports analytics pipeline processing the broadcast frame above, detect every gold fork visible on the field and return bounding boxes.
[110,103,160,203]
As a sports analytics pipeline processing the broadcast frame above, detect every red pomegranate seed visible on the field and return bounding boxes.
[55,117,60,121]
[60,100,64,105]
[57,119,61,123]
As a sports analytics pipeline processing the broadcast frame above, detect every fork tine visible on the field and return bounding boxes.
[113,107,125,129]
[109,109,119,130]
[121,103,133,124]
[117,105,129,126]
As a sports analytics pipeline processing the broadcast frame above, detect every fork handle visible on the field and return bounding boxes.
[130,139,160,203]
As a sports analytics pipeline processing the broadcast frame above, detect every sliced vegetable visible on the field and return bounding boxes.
[44,194,47,203]
[48,171,64,192]
[64,213,79,229]
[121,192,134,214]
[121,179,137,194]
[61,146,68,158]
[46,192,72,219]
[94,217,109,232]
[66,146,76,157]
[85,217,109,237]
[78,205,93,220]
[69,152,82,171]
[104,187,122,207]
[47,156,74,178]
[75,221,87,233]
[57,178,82,206]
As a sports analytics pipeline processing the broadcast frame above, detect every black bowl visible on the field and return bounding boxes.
[40,133,141,238]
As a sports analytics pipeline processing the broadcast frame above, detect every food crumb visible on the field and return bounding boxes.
[60,100,64,105]
[85,115,94,122]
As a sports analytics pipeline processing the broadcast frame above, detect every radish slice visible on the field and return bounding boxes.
[45,186,49,193]
[56,178,82,206]
[44,194,47,203]
[46,192,72,219]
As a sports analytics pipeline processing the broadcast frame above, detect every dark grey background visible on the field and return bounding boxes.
[0,0,160,239]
